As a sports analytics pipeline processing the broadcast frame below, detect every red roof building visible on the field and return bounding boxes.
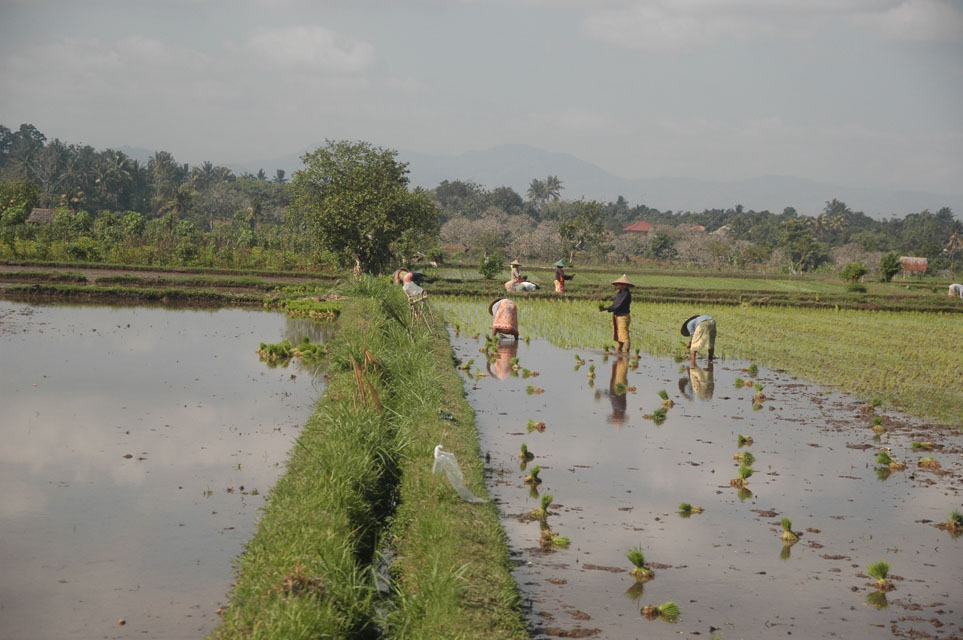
[623,220,652,234]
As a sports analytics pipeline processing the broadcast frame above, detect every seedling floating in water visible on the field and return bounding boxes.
[780,517,799,542]
[643,407,668,425]
[734,377,745,388]
[738,434,754,447]
[526,419,546,433]
[642,601,679,621]
[531,492,552,523]
[657,389,674,408]
[526,385,545,395]
[730,464,753,488]
[733,451,756,466]
[912,441,934,450]
[524,466,542,485]
[875,449,906,471]
[872,416,883,426]
[867,560,893,592]
[627,546,655,582]
[520,442,534,461]
[939,510,963,536]
[917,456,941,470]
[678,502,704,516]
[747,363,759,377]
[540,528,570,549]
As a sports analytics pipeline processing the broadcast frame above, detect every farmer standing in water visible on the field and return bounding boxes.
[600,275,634,353]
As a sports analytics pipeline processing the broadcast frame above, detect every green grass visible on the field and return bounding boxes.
[211,277,527,639]
[437,297,963,424]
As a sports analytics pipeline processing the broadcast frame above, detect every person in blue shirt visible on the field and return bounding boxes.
[681,314,716,366]
[600,274,634,353]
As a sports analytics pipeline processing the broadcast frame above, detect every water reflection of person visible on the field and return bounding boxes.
[487,340,519,380]
[606,356,629,425]
[678,362,714,400]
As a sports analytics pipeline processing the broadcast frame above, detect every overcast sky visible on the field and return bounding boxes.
[1,0,961,195]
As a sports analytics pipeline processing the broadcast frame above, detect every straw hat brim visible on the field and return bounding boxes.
[681,314,700,336]
[611,274,635,287]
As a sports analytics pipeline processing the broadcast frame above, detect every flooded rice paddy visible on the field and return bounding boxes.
[451,333,963,639]
[0,301,327,640]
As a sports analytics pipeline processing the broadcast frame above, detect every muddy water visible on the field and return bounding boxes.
[0,301,328,640]
[452,334,963,640]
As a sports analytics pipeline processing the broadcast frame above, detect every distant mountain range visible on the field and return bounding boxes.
[122,143,962,219]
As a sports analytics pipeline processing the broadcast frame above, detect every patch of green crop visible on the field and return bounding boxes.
[436,297,963,424]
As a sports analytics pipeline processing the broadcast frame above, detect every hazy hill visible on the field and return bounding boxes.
[126,143,961,219]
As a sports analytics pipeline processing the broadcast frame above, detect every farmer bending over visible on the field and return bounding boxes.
[681,314,716,366]
[489,296,519,341]
[949,283,963,298]
[600,275,634,353]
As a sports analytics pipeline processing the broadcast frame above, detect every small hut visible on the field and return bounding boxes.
[26,208,56,224]
[899,256,927,279]
[623,220,652,236]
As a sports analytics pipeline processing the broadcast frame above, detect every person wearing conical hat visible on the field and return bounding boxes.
[510,259,522,283]
[489,296,519,340]
[599,274,634,353]
[681,314,716,366]
[553,259,573,293]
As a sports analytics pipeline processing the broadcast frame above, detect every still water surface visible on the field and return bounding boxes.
[454,334,963,640]
[0,301,326,639]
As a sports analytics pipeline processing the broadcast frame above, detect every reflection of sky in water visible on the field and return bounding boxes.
[455,335,963,639]
[0,302,323,640]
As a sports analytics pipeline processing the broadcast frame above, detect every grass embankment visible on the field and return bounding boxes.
[0,283,267,306]
[211,277,526,640]
[439,297,963,425]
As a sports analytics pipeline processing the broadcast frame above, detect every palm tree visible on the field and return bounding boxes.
[527,178,546,208]
[273,169,287,184]
[159,184,195,230]
[545,175,563,201]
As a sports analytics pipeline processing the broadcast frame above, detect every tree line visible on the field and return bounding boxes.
[1,122,961,275]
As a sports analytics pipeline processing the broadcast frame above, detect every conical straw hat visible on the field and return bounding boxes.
[611,274,635,287]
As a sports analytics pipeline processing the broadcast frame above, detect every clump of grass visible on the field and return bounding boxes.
[733,451,756,466]
[738,434,753,447]
[872,415,883,425]
[747,363,759,377]
[526,385,545,395]
[642,601,679,621]
[526,419,546,433]
[574,354,586,365]
[941,510,963,536]
[657,389,674,408]
[876,449,906,471]
[643,406,668,425]
[524,466,542,485]
[521,368,531,378]
[917,456,941,470]
[867,560,893,591]
[457,358,474,371]
[912,441,934,450]
[753,383,766,404]
[510,356,520,371]
[780,517,798,542]
[730,464,753,488]
[734,377,745,387]
[587,364,596,379]
[519,442,534,461]
[614,382,627,395]
[531,492,552,523]
[539,529,570,549]
[871,396,883,408]
[627,547,654,582]
[678,502,704,516]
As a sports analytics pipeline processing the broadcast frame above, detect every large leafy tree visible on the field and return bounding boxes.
[558,200,606,262]
[292,140,437,273]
